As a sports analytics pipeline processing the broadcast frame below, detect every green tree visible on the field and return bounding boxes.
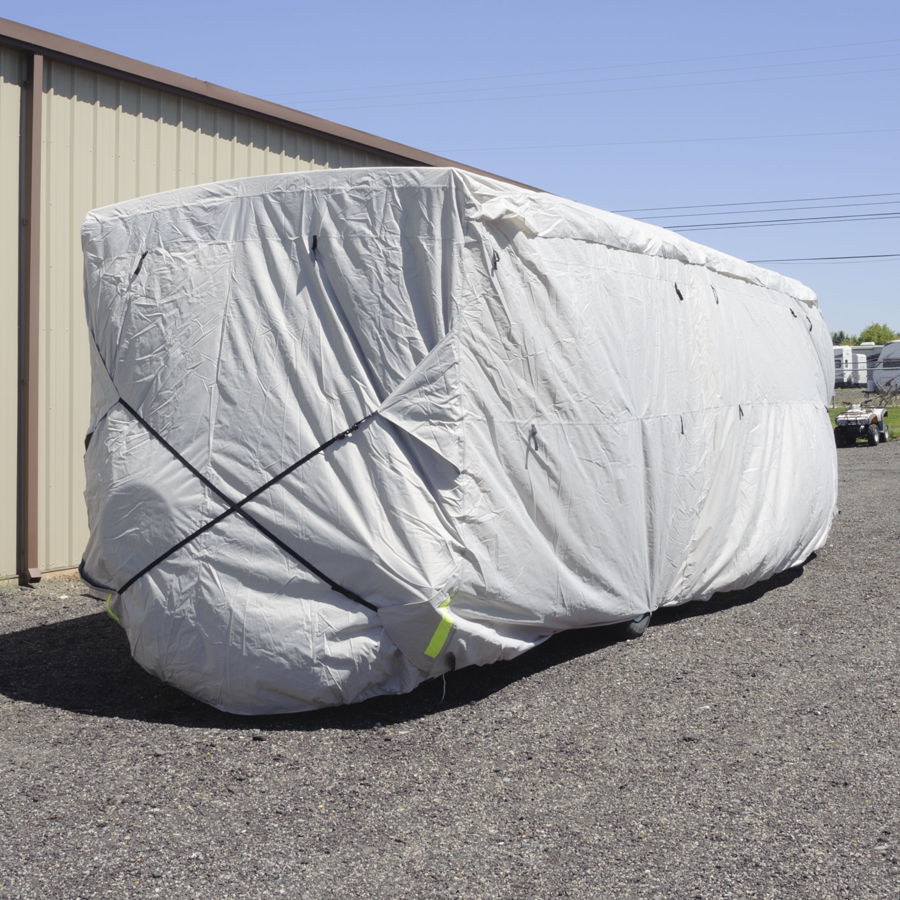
[831,330,857,345]
[857,323,899,344]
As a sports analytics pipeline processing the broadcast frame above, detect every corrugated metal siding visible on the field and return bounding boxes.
[0,47,24,577]
[37,59,397,571]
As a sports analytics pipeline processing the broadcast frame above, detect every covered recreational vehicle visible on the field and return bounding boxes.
[80,167,838,714]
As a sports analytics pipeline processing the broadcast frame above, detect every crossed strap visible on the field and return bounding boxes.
[84,397,378,612]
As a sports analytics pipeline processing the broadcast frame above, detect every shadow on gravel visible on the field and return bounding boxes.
[0,565,805,730]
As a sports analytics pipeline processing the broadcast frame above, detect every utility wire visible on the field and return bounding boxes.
[661,212,900,231]
[303,64,900,113]
[450,127,900,154]
[748,254,900,263]
[298,52,900,107]
[643,199,900,221]
[267,37,900,100]
[614,191,900,216]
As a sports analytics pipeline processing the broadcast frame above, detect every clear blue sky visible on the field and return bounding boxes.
[6,1,898,337]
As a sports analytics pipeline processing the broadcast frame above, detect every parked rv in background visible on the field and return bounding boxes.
[834,346,854,387]
[873,340,900,392]
[833,343,888,390]
[859,342,880,392]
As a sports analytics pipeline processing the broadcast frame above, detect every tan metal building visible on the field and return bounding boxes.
[0,18,521,582]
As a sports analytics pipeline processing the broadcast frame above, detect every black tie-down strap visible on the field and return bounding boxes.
[105,399,378,612]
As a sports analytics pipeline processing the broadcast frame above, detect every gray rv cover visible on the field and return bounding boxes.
[81,167,837,714]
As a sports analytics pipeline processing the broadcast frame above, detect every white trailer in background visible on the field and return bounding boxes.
[853,353,868,387]
[834,346,853,387]
[858,342,880,392]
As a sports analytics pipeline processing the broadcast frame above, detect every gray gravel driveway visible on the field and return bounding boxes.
[1,441,897,899]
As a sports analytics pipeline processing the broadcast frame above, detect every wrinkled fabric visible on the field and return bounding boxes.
[81,167,837,714]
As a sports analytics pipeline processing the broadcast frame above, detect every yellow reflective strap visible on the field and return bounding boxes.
[424,597,453,658]
[105,593,120,624]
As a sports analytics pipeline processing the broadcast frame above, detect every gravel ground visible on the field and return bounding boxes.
[1,441,897,899]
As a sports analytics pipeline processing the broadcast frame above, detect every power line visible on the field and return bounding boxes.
[296,52,900,108]
[266,37,900,101]
[450,127,900,154]
[661,211,900,231]
[748,253,900,263]
[614,191,900,216]
[640,198,900,222]
[301,64,900,113]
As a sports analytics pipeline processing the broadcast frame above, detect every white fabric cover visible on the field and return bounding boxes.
[81,167,837,714]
